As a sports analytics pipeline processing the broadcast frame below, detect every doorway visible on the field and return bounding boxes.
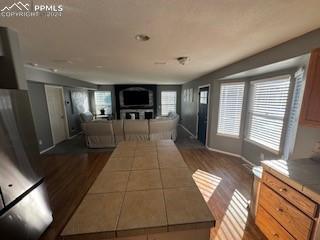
[45,85,68,144]
[197,86,210,146]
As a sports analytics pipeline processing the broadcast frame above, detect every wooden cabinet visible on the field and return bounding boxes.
[259,184,313,240]
[256,171,319,240]
[256,205,295,240]
[262,172,317,217]
[300,48,320,126]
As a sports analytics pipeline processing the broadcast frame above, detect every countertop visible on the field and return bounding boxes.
[61,140,215,239]
[261,158,320,203]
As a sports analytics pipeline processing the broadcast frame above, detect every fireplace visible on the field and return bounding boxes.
[115,85,157,119]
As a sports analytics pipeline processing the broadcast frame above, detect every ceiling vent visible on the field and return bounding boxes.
[135,34,150,41]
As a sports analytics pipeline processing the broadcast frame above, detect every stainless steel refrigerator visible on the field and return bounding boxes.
[0,89,53,240]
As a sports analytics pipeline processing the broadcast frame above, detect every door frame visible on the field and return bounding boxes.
[196,84,211,147]
[45,85,69,144]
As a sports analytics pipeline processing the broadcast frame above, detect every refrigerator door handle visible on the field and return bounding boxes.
[0,186,5,208]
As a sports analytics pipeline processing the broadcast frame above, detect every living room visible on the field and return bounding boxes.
[1,1,320,240]
[27,73,182,152]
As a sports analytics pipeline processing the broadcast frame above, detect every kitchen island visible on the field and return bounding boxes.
[61,140,215,240]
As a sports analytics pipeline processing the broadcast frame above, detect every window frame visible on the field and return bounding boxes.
[94,91,112,115]
[161,91,177,116]
[244,75,292,154]
[217,81,245,138]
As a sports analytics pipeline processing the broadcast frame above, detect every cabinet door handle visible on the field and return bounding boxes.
[276,208,284,212]
[273,233,279,238]
[279,188,287,192]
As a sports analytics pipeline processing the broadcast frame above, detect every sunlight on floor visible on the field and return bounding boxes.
[192,169,222,202]
[214,189,249,240]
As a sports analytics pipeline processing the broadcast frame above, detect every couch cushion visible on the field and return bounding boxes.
[80,112,94,123]
[124,120,149,141]
[149,119,172,140]
[112,120,124,144]
[149,119,171,133]
[167,112,179,120]
[82,121,113,136]
[81,121,115,148]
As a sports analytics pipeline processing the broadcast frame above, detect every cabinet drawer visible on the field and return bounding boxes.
[263,172,317,217]
[256,205,295,240]
[259,184,313,240]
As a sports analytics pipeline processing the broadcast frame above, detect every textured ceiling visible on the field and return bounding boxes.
[1,0,320,84]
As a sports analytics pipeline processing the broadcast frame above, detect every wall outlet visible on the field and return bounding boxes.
[39,140,43,145]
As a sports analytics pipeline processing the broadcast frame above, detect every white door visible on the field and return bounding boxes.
[45,85,68,144]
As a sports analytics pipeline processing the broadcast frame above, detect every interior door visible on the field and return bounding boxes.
[45,86,67,144]
[198,87,209,145]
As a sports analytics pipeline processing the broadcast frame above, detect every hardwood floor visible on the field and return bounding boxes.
[39,147,265,240]
[179,148,266,240]
[40,152,111,240]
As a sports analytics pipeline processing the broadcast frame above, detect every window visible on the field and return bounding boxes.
[247,76,291,152]
[200,91,208,104]
[94,91,112,114]
[283,69,305,159]
[161,91,177,116]
[217,82,245,137]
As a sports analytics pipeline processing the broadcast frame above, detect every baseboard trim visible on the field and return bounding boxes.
[206,146,255,167]
[178,124,196,138]
[40,145,55,155]
[68,131,83,139]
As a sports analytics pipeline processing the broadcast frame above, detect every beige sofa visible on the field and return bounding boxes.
[112,119,125,144]
[152,112,179,141]
[149,119,172,141]
[81,121,115,148]
[124,119,149,141]
[81,112,179,148]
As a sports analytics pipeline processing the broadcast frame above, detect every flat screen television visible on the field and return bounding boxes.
[123,90,149,106]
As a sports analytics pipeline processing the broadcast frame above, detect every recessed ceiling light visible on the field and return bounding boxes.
[135,34,150,41]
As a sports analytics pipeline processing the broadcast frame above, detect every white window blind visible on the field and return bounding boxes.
[161,91,177,116]
[283,69,305,159]
[217,82,245,137]
[247,76,291,152]
[94,91,112,114]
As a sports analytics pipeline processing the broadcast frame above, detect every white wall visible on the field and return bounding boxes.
[292,126,320,159]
